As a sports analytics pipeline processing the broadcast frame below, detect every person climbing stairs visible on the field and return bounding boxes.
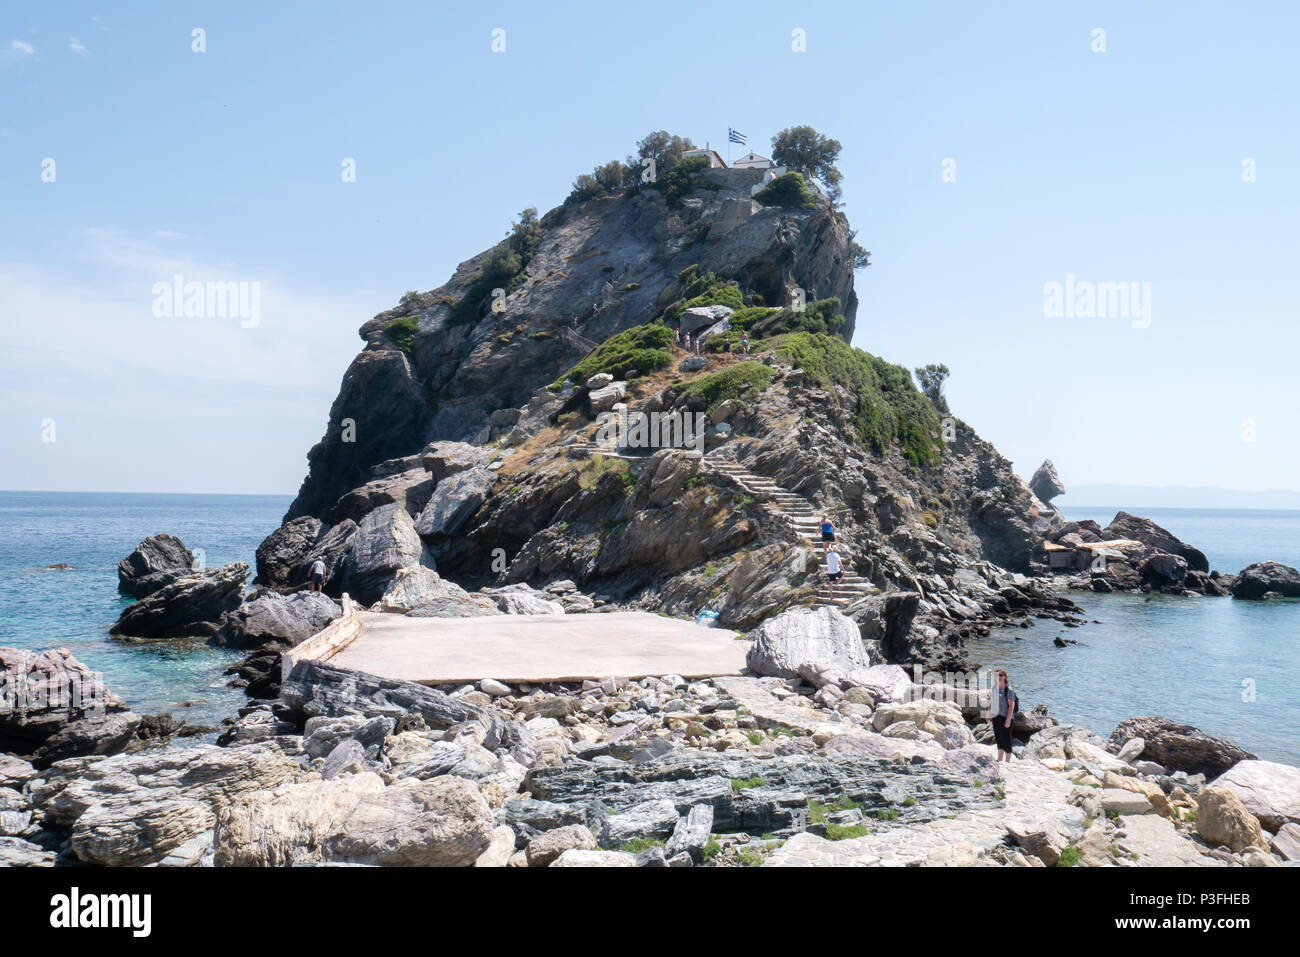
[705,454,876,607]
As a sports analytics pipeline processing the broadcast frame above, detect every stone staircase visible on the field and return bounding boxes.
[705,455,875,607]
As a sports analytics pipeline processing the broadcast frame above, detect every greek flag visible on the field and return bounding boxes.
[728,128,747,145]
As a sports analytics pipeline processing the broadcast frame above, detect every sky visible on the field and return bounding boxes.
[2,1,1297,497]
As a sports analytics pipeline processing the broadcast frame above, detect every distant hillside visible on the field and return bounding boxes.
[1059,485,1300,511]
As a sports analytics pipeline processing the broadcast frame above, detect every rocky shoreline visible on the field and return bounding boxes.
[3,597,1299,868]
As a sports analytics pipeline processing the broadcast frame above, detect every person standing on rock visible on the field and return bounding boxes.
[819,514,836,558]
[988,669,1018,762]
[741,332,750,354]
[683,330,691,353]
[825,544,843,600]
[309,558,326,594]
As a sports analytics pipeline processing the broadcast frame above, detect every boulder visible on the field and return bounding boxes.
[1100,788,1153,815]
[421,441,493,485]
[1028,460,1065,504]
[41,741,302,865]
[110,562,249,640]
[1230,561,1300,600]
[1140,553,1188,588]
[326,468,435,526]
[0,836,56,867]
[415,467,495,538]
[213,590,342,648]
[679,305,734,337]
[871,699,965,735]
[482,584,565,616]
[1102,511,1209,573]
[215,773,494,866]
[1107,717,1255,777]
[1006,816,1071,865]
[0,753,37,790]
[1271,823,1300,862]
[1023,723,1105,762]
[377,566,500,617]
[253,516,323,589]
[344,504,430,604]
[0,647,130,758]
[1210,760,1300,831]
[664,804,714,863]
[745,606,866,679]
[588,381,628,414]
[29,712,142,769]
[117,533,196,597]
[602,799,680,847]
[475,825,518,867]
[1196,786,1265,852]
[550,849,637,867]
[526,824,598,867]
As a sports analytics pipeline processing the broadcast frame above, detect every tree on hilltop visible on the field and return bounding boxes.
[771,125,844,204]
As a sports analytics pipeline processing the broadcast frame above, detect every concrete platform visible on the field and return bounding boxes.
[329,610,750,685]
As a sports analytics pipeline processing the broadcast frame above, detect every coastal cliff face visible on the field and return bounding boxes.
[286,166,857,521]
[260,157,1062,670]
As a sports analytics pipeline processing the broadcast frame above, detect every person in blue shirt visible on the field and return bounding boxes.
[819,515,835,558]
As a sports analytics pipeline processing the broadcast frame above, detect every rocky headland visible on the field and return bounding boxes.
[5,137,1298,868]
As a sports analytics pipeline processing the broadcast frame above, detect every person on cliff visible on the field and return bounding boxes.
[988,669,1018,762]
[819,514,836,558]
[309,558,326,594]
[825,544,843,600]
[682,330,691,352]
[740,332,750,354]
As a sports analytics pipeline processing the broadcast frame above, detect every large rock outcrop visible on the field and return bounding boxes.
[0,648,130,759]
[746,606,867,679]
[284,166,858,521]
[1028,460,1064,504]
[1108,716,1256,777]
[342,504,430,605]
[110,562,249,640]
[117,534,197,598]
[1102,511,1209,573]
[213,773,494,867]
[213,590,343,648]
[1230,561,1300,600]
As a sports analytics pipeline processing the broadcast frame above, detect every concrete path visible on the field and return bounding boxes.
[329,611,750,685]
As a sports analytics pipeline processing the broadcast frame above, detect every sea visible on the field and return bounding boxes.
[1,493,1297,764]
[967,507,1300,765]
[0,491,291,733]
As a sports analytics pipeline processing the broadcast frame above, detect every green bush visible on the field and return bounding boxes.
[551,323,674,388]
[449,208,542,324]
[664,266,745,323]
[765,332,941,465]
[747,298,844,338]
[652,155,710,207]
[753,171,818,210]
[382,315,420,355]
[677,362,774,411]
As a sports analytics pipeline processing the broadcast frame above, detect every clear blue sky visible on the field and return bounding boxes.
[2,1,1297,496]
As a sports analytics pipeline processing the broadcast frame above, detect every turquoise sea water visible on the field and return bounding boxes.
[1,494,1297,764]
[0,491,291,731]
[967,507,1300,765]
